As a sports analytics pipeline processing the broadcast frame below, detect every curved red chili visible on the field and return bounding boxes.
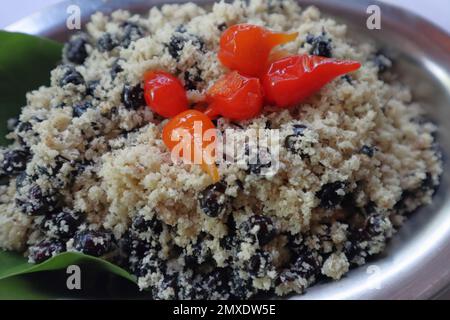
[262,55,361,108]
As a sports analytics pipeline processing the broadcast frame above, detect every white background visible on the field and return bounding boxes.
[0,0,450,33]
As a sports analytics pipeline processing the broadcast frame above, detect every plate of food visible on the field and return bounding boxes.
[0,0,449,300]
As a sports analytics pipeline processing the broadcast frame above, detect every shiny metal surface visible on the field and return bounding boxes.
[5,0,450,300]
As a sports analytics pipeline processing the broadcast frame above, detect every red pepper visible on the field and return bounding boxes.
[262,55,361,108]
[218,24,298,77]
[143,71,189,118]
[205,71,263,121]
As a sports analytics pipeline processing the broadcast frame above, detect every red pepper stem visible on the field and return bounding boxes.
[265,32,298,47]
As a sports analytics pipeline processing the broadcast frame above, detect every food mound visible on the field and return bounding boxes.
[0,0,442,299]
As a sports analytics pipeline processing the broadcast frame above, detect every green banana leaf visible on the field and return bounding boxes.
[0,250,144,300]
[0,31,142,299]
[0,31,63,144]
[0,250,135,282]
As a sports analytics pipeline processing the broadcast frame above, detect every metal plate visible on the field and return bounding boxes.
[5,0,450,300]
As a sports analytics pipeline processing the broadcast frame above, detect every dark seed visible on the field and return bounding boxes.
[245,145,272,175]
[60,66,85,87]
[360,145,375,157]
[363,201,378,215]
[198,181,229,217]
[217,23,228,31]
[276,269,302,286]
[220,233,238,251]
[247,249,272,277]
[131,215,148,232]
[32,116,45,124]
[183,275,205,299]
[121,22,144,48]
[167,35,185,59]
[97,33,117,52]
[292,124,307,136]
[284,124,308,155]
[306,33,332,58]
[120,232,152,260]
[183,68,203,91]
[43,209,84,238]
[86,80,100,96]
[316,181,347,209]
[184,235,211,268]
[28,240,66,263]
[220,215,238,250]
[73,229,115,257]
[363,214,387,238]
[421,172,436,192]
[111,59,124,79]
[132,214,163,235]
[292,250,321,280]
[243,215,277,246]
[394,190,414,212]
[73,160,93,176]
[16,185,62,216]
[204,269,230,297]
[110,107,118,116]
[176,275,198,300]
[344,214,390,265]
[1,149,29,174]
[121,84,145,109]
[15,171,27,189]
[15,122,34,147]
[350,213,388,243]
[229,270,253,299]
[167,32,204,59]
[286,235,308,260]
[342,75,353,84]
[72,101,93,118]
[17,121,32,133]
[136,251,165,277]
[65,36,88,64]
[343,238,363,265]
[153,273,178,299]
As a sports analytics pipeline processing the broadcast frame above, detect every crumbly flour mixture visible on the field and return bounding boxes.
[0,0,442,299]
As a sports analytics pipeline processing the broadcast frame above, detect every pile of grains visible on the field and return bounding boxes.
[0,0,442,299]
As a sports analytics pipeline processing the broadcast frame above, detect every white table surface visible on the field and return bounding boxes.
[0,0,449,300]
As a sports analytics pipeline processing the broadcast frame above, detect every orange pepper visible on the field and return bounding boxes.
[162,110,219,182]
